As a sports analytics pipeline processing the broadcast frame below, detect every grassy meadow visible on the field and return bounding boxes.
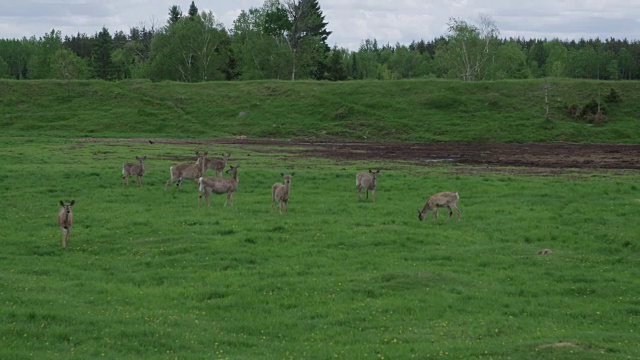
[2,78,640,143]
[1,79,640,359]
[1,135,639,359]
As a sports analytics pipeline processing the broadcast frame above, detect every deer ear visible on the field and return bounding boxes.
[280,172,284,176]
[143,156,147,160]
[60,200,64,206]
[376,170,381,173]
[70,200,75,206]
[291,173,295,176]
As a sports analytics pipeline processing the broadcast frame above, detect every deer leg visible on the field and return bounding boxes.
[357,186,362,201]
[454,206,461,221]
[372,189,376,202]
[433,208,439,219]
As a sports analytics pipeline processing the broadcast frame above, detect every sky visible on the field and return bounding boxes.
[2,0,640,50]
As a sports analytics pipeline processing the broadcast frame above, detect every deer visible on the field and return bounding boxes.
[197,164,240,207]
[122,156,147,186]
[356,169,380,201]
[57,200,75,249]
[204,152,230,177]
[417,192,461,221]
[164,151,207,191]
[272,173,294,214]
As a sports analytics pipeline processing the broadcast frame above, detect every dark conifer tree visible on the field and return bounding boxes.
[93,27,113,79]
[168,5,182,24]
[188,1,199,19]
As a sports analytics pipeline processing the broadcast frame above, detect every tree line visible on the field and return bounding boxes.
[1,0,640,82]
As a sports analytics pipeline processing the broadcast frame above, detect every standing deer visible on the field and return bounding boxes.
[197,164,240,207]
[272,173,294,214]
[57,200,75,249]
[356,169,380,201]
[204,153,230,177]
[417,192,461,221]
[122,156,147,186]
[164,151,207,191]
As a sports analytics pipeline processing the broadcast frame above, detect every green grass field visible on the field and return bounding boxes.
[1,134,639,359]
[2,78,640,143]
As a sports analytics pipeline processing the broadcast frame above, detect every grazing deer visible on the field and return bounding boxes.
[204,153,230,177]
[122,156,147,186]
[197,164,240,207]
[164,151,207,191]
[272,173,294,214]
[57,200,75,249]
[356,169,380,201]
[417,192,461,221]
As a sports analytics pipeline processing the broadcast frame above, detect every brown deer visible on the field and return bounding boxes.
[164,151,207,191]
[197,164,240,207]
[356,169,380,201]
[204,153,230,177]
[122,156,147,186]
[417,192,461,221]
[272,173,294,214]
[57,200,75,249]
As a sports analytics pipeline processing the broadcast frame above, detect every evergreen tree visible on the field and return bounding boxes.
[168,5,183,24]
[305,0,332,79]
[93,26,114,79]
[188,1,199,19]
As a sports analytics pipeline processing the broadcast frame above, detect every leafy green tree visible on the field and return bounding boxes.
[111,48,133,79]
[0,39,33,79]
[354,39,382,79]
[489,41,529,79]
[567,47,598,79]
[388,44,433,79]
[0,56,11,78]
[231,5,290,80]
[150,11,230,81]
[617,48,634,79]
[434,15,500,81]
[526,41,545,78]
[51,48,89,93]
[543,40,568,78]
[27,29,63,79]
[93,27,114,79]
[324,46,348,81]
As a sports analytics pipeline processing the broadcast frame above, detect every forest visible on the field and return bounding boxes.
[1,0,640,82]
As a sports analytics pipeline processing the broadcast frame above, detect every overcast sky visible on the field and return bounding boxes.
[2,0,640,50]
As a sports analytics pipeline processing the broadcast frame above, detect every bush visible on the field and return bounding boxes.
[604,88,621,103]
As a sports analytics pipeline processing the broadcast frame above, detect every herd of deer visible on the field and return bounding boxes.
[57,151,461,249]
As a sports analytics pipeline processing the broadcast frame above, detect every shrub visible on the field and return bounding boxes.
[604,88,621,103]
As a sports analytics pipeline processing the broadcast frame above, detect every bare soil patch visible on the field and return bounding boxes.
[80,138,640,170]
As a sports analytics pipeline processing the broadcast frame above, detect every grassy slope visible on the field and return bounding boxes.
[1,78,640,143]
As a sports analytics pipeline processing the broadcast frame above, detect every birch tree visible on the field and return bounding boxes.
[435,14,499,81]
